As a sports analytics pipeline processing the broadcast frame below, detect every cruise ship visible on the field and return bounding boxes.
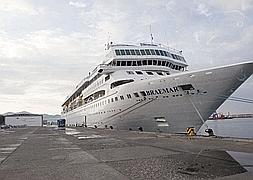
[61,42,253,133]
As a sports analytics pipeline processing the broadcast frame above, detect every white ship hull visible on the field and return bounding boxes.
[62,62,253,133]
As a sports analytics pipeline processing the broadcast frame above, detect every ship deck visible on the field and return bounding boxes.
[1,126,253,180]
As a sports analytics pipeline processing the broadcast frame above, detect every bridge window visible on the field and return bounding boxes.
[115,97,118,101]
[155,49,160,55]
[116,61,120,66]
[159,50,165,56]
[162,61,166,66]
[140,49,146,55]
[132,61,137,66]
[120,49,125,55]
[150,49,155,55]
[148,60,152,65]
[153,60,157,65]
[127,61,132,66]
[130,49,136,55]
[137,61,142,66]
[158,60,161,66]
[125,49,130,55]
[120,95,124,100]
[145,49,151,55]
[135,49,141,55]
[115,49,120,55]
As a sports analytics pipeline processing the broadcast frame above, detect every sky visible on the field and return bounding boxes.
[0,0,252,115]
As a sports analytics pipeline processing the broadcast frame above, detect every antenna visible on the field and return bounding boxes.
[149,25,154,44]
[105,32,111,50]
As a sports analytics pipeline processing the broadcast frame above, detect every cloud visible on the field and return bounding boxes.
[0,0,45,15]
[197,3,212,17]
[69,1,87,8]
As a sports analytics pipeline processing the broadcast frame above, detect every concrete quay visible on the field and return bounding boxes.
[0,126,253,180]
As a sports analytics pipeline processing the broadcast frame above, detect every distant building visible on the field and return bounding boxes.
[4,113,43,127]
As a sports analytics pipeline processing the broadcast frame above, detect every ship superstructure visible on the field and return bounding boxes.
[62,42,253,133]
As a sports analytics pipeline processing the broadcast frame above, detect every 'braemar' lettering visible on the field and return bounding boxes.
[144,86,180,96]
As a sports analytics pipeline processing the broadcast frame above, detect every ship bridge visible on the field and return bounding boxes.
[103,42,188,71]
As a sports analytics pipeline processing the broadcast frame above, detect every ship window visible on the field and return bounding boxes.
[157,72,164,76]
[150,49,155,55]
[116,61,121,66]
[134,92,140,97]
[130,49,136,55]
[135,49,141,55]
[105,75,110,81]
[132,61,137,66]
[166,51,171,57]
[115,97,118,101]
[127,61,132,66]
[159,50,165,56]
[120,95,124,100]
[164,51,168,57]
[145,49,151,55]
[148,60,152,65]
[127,94,132,99]
[158,60,161,66]
[126,71,134,74]
[125,49,131,55]
[171,54,176,59]
[142,60,147,65]
[111,79,134,88]
[140,91,147,96]
[162,61,166,66]
[120,49,125,55]
[115,49,120,55]
[166,61,169,66]
[121,61,126,66]
[155,49,160,55]
[179,84,194,90]
[153,60,157,65]
[140,49,146,55]
[137,61,142,66]
[146,71,154,75]
[135,71,143,75]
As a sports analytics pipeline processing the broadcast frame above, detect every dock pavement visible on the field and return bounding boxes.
[0,126,253,180]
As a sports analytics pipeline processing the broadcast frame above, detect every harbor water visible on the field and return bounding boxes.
[198,118,253,138]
